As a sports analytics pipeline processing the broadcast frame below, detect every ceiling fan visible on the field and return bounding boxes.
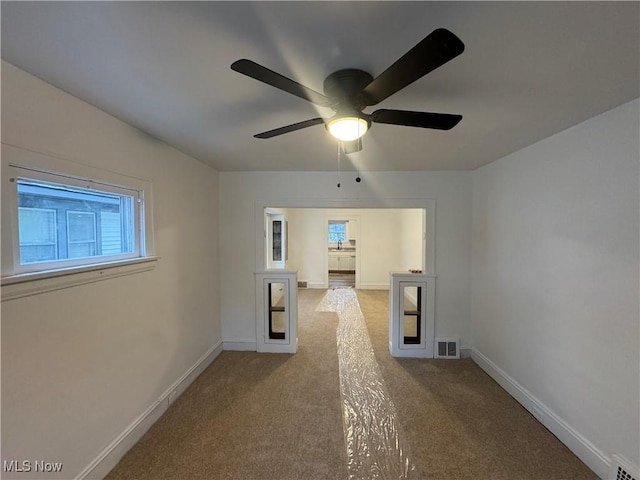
[231,28,464,153]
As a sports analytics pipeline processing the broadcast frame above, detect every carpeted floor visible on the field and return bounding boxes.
[105,289,596,480]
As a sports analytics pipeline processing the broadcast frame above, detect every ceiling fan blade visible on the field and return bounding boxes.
[371,109,462,130]
[341,139,362,154]
[362,29,464,106]
[231,59,330,107]
[254,117,325,139]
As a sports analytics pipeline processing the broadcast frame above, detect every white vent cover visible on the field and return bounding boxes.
[609,455,639,480]
[434,337,460,359]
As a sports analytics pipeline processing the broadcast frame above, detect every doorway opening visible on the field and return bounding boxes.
[327,217,360,288]
[327,217,358,288]
[261,206,429,289]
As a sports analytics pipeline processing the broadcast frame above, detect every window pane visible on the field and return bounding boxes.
[67,211,96,259]
[17,179,136,265]
[328,222,346,243]
[68,242,96,258]
[67,211,96,242]
[18,207,58,263]
[100,211,123,255]
[18,207,56,243]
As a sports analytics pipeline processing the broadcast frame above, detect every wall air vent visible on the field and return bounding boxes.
[434,337,460,359]
[297,280,308,288]
[609,455,639,480]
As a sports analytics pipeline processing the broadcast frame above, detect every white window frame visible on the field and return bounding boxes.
[1,144,155,295]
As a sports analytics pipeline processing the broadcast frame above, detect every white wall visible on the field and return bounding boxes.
[398,209,424,272]
[1,61,221,479]
[471,99,639,477]
[285,208,422,288]
[219,170,472,349]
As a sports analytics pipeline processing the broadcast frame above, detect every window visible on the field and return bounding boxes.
[13,179,138,271]
[16,178,137,265]
[328,221,347,243]
[2,148,153,279]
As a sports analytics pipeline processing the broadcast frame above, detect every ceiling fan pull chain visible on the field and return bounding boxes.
[337,141,342,188]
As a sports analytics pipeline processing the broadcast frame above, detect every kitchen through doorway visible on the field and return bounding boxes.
[327,217,359,288]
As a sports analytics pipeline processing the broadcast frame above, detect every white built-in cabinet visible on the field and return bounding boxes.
[328,251,355,272]
[389,272,435,358]
[255,271,298,353]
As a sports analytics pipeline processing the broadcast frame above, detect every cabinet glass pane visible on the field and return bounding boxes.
[272,220,282,261]
[271,312,286,336]
[270,282,285,308]
[268,282,286,340]
[403,286,420,313]
[402,285,421,345]
[403,315,419,338]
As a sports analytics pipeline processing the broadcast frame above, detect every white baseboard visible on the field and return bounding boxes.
[77,340,223,480]
[222,338,257,351]
[459,346,472,358]
[307,282,326,289]
[471,348,609,479]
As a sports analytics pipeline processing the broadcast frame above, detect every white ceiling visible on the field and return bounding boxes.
[2,2,638,172]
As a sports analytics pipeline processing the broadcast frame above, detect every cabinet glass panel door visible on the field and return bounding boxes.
[272,220,282,262]
[268,281,286,340]
[267,213,286,269]
[402,285,422,345]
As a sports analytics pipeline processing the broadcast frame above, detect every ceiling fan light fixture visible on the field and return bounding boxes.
[327,116,369,141]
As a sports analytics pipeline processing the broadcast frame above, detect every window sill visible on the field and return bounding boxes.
[1,256,159,301]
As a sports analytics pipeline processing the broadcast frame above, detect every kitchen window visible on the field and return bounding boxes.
[328,221,347,243]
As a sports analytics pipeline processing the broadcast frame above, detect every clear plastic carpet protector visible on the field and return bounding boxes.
[317,289,415,479]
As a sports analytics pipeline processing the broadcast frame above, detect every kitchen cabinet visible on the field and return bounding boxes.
[347,219,358,241]
[329,251,355,272]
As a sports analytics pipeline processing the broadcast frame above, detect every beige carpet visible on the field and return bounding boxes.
[105,289,596,480]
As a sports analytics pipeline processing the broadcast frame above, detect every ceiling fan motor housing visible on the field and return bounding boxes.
[323,69,374,112]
